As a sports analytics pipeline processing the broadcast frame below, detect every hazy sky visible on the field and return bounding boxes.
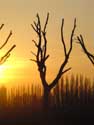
[0,0,94,87]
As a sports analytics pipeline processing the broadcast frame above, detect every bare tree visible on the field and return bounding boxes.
[0,24,16,64]
[77,35,94,65]
[30,13,76,108]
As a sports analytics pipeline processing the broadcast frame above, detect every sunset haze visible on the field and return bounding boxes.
[0,0,94,87]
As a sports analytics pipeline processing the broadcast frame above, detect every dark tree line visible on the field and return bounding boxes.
[0,75,94,109]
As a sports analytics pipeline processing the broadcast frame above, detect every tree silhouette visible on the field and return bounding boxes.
[30,13,76,108]
[0,24,16,64]
[77,35,94,65]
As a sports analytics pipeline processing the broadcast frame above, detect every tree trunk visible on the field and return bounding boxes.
[43,87,50,110]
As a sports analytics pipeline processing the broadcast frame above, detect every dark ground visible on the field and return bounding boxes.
[0,105,93,125]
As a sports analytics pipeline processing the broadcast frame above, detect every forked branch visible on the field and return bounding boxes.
[31,13,49,74]
[31,14,76,90]
[49,18,76,89]
[61,19,67,57]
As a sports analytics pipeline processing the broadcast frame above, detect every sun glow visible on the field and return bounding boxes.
[0,59,34,87]
[0,62,19,86]
[0,65,6,78]
[0,65,10,84]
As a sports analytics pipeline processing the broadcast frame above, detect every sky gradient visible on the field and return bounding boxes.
[0,0,94,87]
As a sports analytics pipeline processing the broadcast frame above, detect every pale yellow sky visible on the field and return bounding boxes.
[0,0,94,87]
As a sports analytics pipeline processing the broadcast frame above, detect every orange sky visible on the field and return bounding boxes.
[0,0,94,87]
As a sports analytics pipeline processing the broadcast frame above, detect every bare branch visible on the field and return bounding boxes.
[0,44,16,64]
[1,44,16,59]
[44,55,50,61]
[67,18,76,56]
[77,34,94,65]
[36,13,41,33]
[31,51,37,57]
[43,13,49,33]
[32,40,38,47]
[33,21,38,28]
[0,24,4,30]
[0,23,16,65]
[42,31,47,59]
[31,13,50,89]
[62,67,71,74]
[0,53,10,65]
[49,18,76,90]
[30,59,37,63]
[61,18,67,57]
[31,24,37,33]
[0,31,12,49]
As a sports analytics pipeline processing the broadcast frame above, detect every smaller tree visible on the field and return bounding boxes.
[77,35,94,65]
[0,24,16,64]
[30,13,76,108]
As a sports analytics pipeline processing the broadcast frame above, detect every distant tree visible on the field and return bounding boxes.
[30,13,76,108]
[77,35,94,65]
[0,24,16,64]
